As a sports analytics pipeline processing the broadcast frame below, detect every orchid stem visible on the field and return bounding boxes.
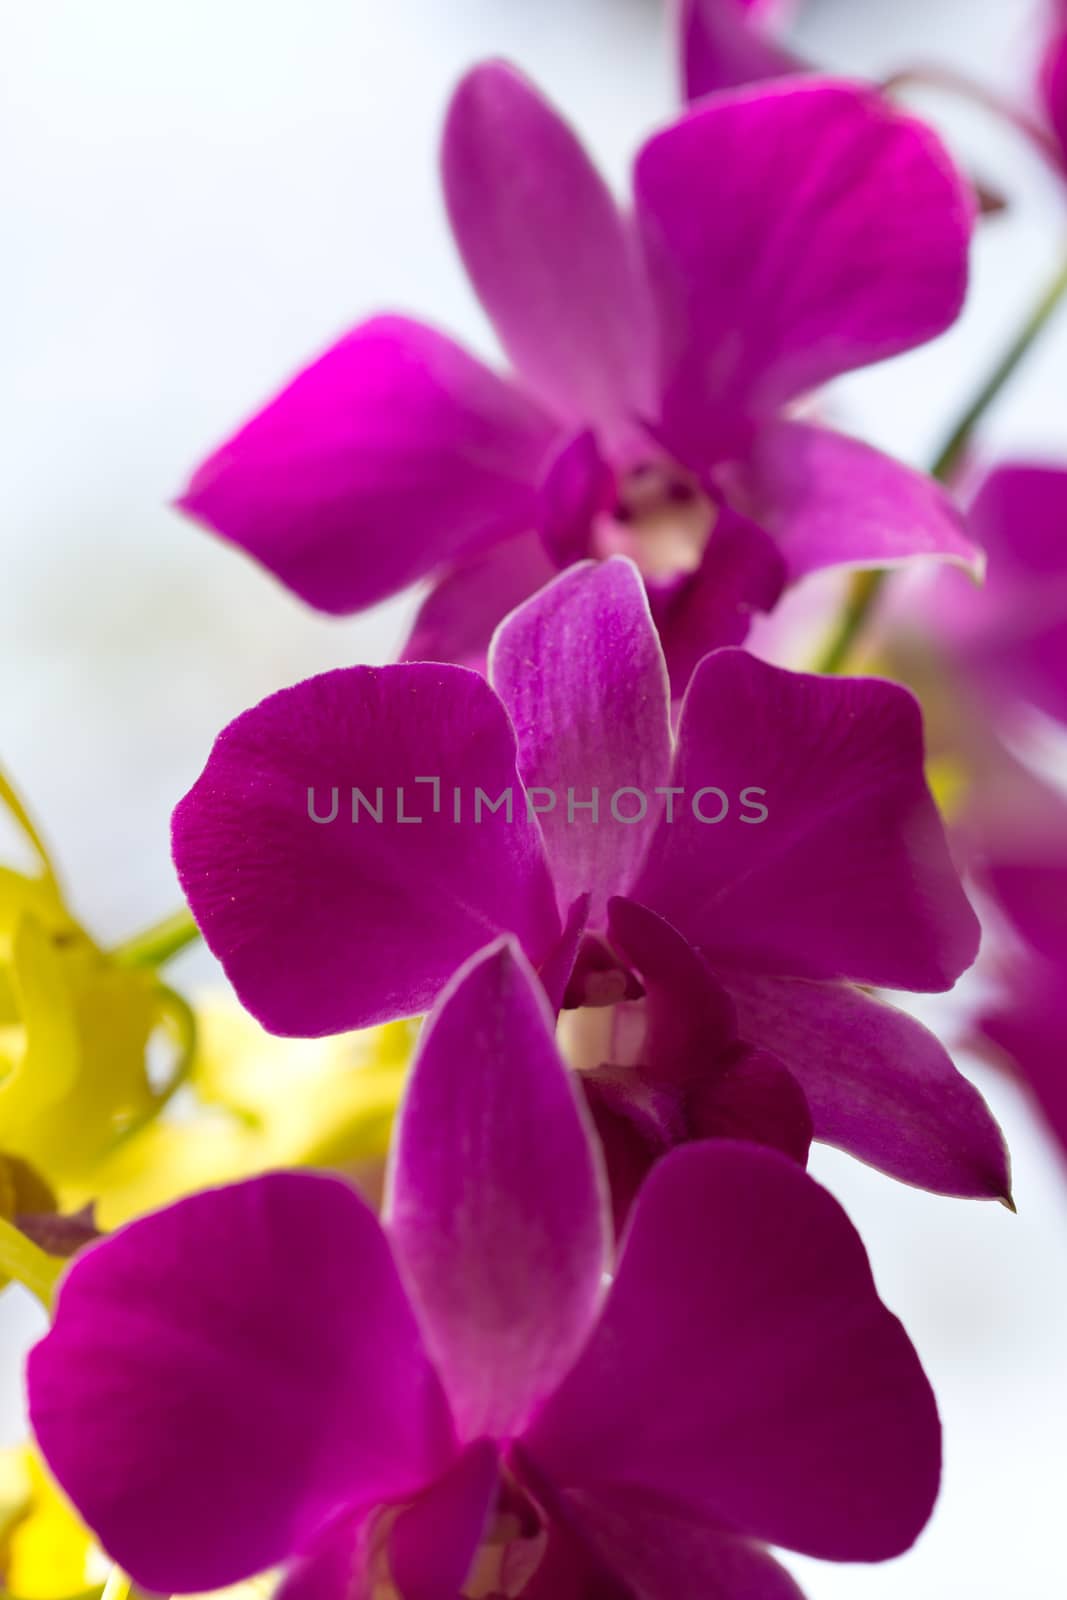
[816,571,888,676]
[109,906,200,969]
[930,253,1067,484]
[0,1217,65,1311]
[817,250,1067,675]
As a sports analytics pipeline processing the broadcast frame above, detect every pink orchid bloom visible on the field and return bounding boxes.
[30,940,942,1600]
[171,559,1006,1205]
[179,63,978,689]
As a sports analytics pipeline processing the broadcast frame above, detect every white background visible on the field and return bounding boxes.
[1,1,1065,1594]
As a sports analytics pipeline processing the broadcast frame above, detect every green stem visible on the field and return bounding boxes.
[930,254,1067,484]
[109,907,200,970]
[816,252,1067,675]
[816,571,888,677]
[0,1216,65,1310]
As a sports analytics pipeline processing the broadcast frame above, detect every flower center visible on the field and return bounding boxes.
[594,462,714,582]
[367,1493,546,1598]
[463,1510,545,1597]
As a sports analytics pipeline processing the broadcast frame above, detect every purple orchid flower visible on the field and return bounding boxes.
[958,752,1067,1170]
[1041,0,1067,169]
[926,464,1067,729]
[893,464,1067,1170]
[680,0,804,100]
[178,63,978,689]
[172,557,1007,1203]
[29,937,942,1600]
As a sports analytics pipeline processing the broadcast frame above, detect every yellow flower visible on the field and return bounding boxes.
[64,1001,415,1229]
[0,771,193,1192]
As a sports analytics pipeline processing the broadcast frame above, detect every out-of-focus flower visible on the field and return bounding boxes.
[173,558,1006,1202]
[64,1004,414,1229]
[922,464,1067,730]
[679,0,803,100]
[179,65,977,690]
[889,464,1067,1165]
[1040,0,1067,166]
[0,771,192,1195]
[29,940,942,1600]
[959,753,1067,1165]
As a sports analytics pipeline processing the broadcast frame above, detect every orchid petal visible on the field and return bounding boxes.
[275,1518,372,1600]
[725,973,1011,1199]
[28,1174,455,1594]
[651,505,785,695]
[681,0,803,101]
[689,1047,812,1165]
[524,1142,941,1562]
[442,62,656,442]
[401,534,557,673]
[634,649,980,991]
[178,316,554,614]
[982,973,1067,1169]
[172,665,560,1036]
[489,559,672,923]
[605,897,735,1084]
[734,420,981,579]
[936,465,1067,724]
[635,79,973,462]
[1040,9,1067,164]
[534,1491,806,1600]
[388,941,608,1441]
[389,1440,500,1600]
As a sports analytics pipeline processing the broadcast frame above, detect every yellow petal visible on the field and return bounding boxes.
[67,1002,414,1228]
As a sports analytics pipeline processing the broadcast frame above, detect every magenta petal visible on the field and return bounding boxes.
[178,316,555,614]
[606,897,736,1085]
[275,1519,372,1600]
[28,1175,455,1595]
[389,1441,500,1600]
[1040,9,1067,165]
[582,1078,664,1237]
[937,464,1067,725]
[540,893,592,1013]
[681,0,803,100]
[725,973,1011,1199]
[490,560,673,923]
[538,430,612,569]
[966,762,1067,1164]
[517,1526,632,1599]
[735,420,981,579]
[651,504,786,694]
[401,533,557,673]
[689,1047,813,1166]
[533,1491,806,1600]
[635,79,973,462]
[634,649,980,991]
[388,941,608,1442]
[524,1142,941,1562]
[442,62,656,442]
[172,664,560,1035]
[982,972,1067,1168]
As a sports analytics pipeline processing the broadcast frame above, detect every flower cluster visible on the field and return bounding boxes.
[7,4,1067,1599]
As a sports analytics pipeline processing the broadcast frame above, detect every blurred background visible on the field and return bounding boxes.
[1,1,1065,1594]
